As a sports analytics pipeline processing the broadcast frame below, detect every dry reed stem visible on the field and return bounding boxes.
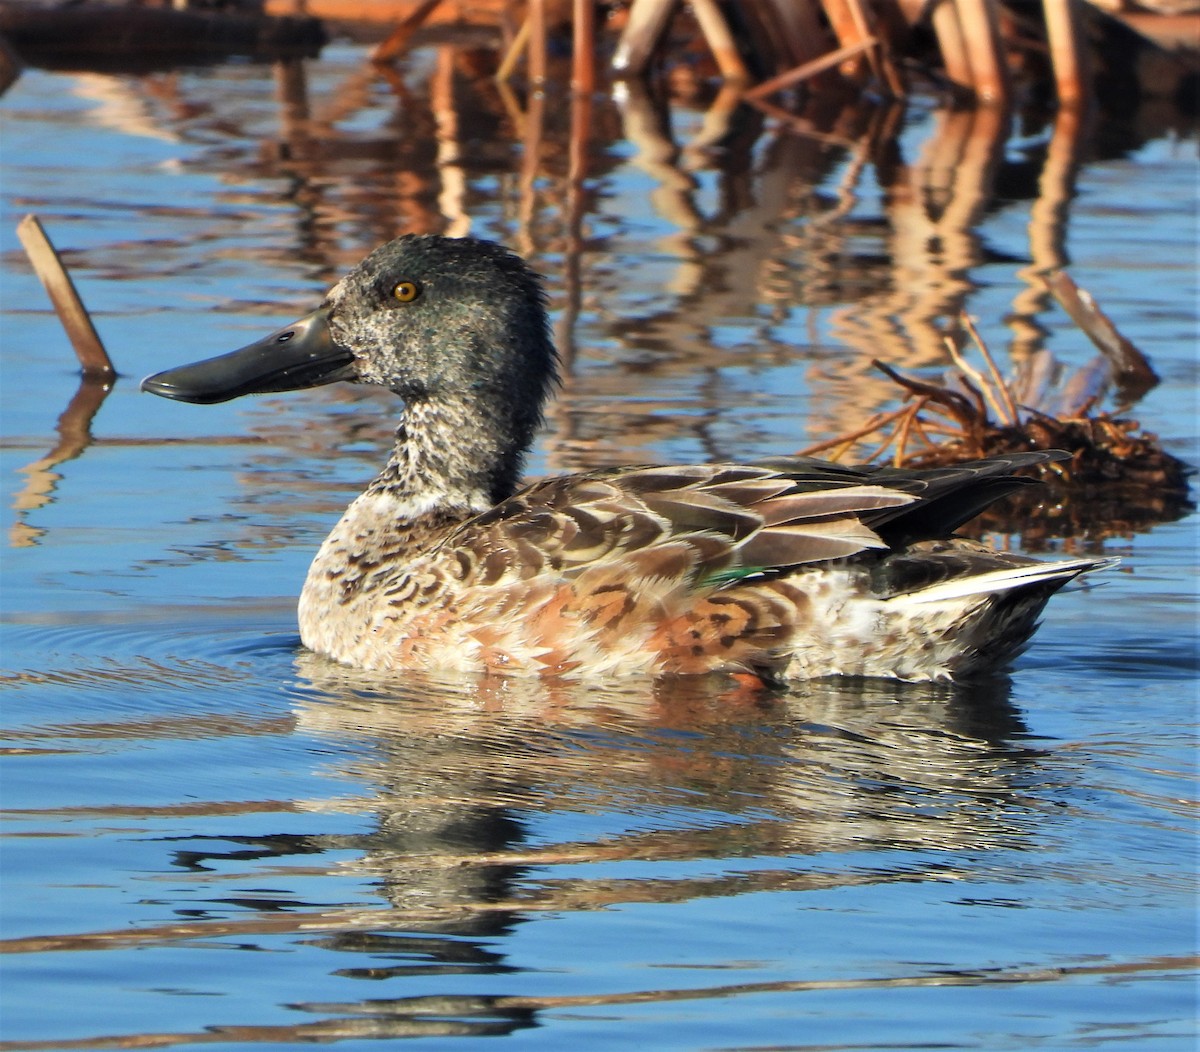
[862,421,899,463]
[528,0,547,87]
[960,313,1020,425]
[17,215,114,378]
[954,0,1010,103]
[370,0,443,65]
[944,335,1015,430]
[1042,0,1087,106]
[572,0,595,93]
[820,0,870,80]
[691,0,751,83]
[744,38,878,99]
[797,405,912,458]
[612,0,676,76]
[892,397,930,466]
[495,14,531,83]
[930,0,972,92]
[842,0,899,92]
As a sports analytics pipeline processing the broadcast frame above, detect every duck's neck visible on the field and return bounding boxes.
[364,395,532,518]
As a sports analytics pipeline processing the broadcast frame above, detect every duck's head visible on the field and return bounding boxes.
[142,234,558,423]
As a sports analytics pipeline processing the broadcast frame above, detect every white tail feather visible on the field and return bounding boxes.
[886,557,1119,607]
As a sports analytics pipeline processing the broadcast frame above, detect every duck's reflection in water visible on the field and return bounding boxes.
[292,654,1042,918]
[142,657,1053,1038]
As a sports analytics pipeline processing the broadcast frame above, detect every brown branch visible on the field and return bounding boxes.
[871,360,980,433]
[796,405,911,458]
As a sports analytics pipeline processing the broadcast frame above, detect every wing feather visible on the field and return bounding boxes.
[436,452,1065,594]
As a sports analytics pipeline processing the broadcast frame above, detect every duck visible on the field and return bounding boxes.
[142,234,1112,683]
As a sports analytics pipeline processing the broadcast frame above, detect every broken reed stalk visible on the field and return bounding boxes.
[1041,269,1159,398]
[17,214,114,378]
[744,39,878,99]
[370,0,443,65]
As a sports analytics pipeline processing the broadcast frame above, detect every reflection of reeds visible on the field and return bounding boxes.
[11,34,1188,554]
[317,0,1108,107]
[9,379,110,548]
[4,666,1045,961]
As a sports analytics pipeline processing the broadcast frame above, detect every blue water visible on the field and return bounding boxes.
[2,42,1197,1050]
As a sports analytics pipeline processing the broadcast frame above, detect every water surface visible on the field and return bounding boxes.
[1,41,1197,1050]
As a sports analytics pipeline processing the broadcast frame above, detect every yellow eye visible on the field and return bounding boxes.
[392,281,420,303]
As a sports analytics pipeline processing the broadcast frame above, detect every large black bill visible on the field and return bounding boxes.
[141,309,356,405]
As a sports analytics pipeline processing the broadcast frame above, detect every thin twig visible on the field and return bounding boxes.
[909,414,941,450]
[943,334,1010,427]
[892,397,928,466]
[960,313,1020,425]
[495,15,532,84]
[744,39,878,99]
[872,360,979,432]
[861,423,899,464]
[796,406,910,457]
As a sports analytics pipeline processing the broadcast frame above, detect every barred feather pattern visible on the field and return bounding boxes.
[298,454,1104,682]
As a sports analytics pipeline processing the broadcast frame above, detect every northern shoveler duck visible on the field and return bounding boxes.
[143,234,1112,682]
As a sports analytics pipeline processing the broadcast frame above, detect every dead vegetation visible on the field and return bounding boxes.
[798,272,1193,542]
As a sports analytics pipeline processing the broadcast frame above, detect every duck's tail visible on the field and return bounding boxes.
[883,555,1118,609]
[876,554,1118,680]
